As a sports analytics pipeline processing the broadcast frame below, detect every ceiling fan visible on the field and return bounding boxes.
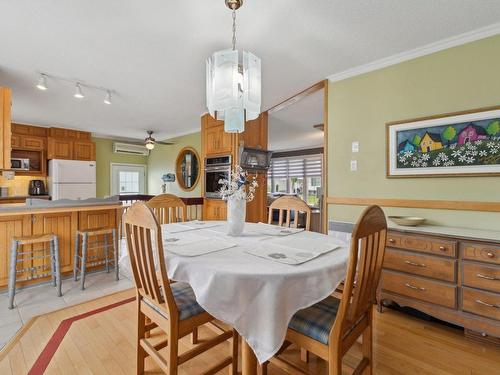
[143,130,174,150]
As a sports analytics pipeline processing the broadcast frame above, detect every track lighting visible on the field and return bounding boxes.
[36,74,48,90]
[104,91,112,105]
[74,83,84,99]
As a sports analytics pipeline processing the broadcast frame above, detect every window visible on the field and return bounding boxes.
[268,154,322,207]
[110,163,146,196]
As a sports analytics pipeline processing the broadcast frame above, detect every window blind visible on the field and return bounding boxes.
[268,155,322,179]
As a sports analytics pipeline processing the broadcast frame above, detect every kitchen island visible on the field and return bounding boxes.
[0,198,123,290]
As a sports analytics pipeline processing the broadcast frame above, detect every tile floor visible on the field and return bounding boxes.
[0,239,134,349]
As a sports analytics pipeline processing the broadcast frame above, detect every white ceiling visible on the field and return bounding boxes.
[269,89,324,151]
[1,1,500,140]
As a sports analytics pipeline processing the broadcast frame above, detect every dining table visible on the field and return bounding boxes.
[160,221,350,374]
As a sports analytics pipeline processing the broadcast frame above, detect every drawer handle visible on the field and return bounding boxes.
[475,299,499,309]
[486,252,495,258]
[477,273,499,281]
[439,246,446,251]
[405,260,426,268]
[388,238,395,243]
[405,283,426,291]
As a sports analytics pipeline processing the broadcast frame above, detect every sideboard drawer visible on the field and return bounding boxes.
[462,242,500,265]
[381,271,457,309]
[387,233,456,257]
[462,262,500,293]
[462,287,500,321]
[384,249,456,282]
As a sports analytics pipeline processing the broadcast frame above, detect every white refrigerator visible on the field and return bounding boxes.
[48,159,97,200]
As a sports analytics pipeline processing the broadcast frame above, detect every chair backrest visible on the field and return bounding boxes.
[124,202,178,319]
[268,196,312,231]
[332,205,387,337]
[147,194,187,224]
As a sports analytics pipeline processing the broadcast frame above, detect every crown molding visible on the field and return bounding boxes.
[328,22,500,83]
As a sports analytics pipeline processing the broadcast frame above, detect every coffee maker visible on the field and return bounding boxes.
[28,180,47,196]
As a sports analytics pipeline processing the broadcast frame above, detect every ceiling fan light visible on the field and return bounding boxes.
[74,83,84,99]
[104,91,112,105]
[36,74,48,91]
[145,140,155,150]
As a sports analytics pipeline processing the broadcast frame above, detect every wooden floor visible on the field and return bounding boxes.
[1,288,499,375]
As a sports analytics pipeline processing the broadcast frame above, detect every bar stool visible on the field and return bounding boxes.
[8,234,62,309]
[73,227,119,290]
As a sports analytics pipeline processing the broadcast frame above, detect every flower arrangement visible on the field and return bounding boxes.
[218,165,258,202]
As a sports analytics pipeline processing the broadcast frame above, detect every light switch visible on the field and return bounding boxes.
[350,160,358,171]
[352,141,359,153]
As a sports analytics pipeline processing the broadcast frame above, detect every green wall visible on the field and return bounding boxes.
[93,137,148,198]
[328,35,500,231]
[147,132,202,197]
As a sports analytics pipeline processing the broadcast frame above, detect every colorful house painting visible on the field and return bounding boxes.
[457,124,488,145]
[398,140,416,153]
[420,132,443,153]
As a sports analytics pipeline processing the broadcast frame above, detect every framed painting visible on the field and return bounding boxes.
[386,106,500,177]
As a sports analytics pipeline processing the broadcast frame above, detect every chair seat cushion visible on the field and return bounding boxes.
[288,296,340,344]
[143,282,205,321]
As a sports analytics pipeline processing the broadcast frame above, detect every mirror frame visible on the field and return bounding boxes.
[175,146,201,192]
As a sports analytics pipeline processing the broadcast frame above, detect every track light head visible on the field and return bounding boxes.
[36,74,48,91]
[74,83,84,99]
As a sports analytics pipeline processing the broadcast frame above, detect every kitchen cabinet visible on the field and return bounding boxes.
[203,199,227,221]
[0,215,31,287]
[0,87,12,170]
[203,115,234,156]
[245,172,267,223]
[11,134,21,149]
[49,127,91,140]
[239,112,268,151]
[47,138,74,160]
[73,141,96,161]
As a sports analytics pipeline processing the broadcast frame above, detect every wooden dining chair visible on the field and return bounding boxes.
[263,205,387,375]
[124,202,238,375]
[268,196,312,231]
[147,194,187,224]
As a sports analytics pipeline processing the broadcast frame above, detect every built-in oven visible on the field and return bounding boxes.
[11,158,30,171]
[204,155,231,199]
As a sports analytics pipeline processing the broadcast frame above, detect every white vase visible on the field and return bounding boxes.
[227,196,246,236]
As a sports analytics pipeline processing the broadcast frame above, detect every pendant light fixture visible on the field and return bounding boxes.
[206,0,261,133]
[74,83,84,99]
[36,74,48,90]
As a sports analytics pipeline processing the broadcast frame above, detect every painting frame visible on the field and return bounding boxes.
[386,105,500,178]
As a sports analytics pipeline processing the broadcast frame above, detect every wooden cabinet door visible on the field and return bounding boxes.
[0,87,12,169]
[22,135,46,150]
[245,172,267,223]
[47,137,73,159]
[240,113,268,150]
[73,141,96,161]
[0,215,31,287]
[203,115,233,155]
[205,126,222,155]
[32,212,77,274]
[11,134,21,149]
[204,199,227,221]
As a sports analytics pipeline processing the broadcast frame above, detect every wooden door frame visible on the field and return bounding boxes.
[264,79,329,233]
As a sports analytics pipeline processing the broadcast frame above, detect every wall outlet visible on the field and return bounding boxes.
[1,171,15,180]
[350,160,358,171]
[352,141,359,153]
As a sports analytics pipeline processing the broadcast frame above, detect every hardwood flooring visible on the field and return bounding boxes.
[1,288,499,374]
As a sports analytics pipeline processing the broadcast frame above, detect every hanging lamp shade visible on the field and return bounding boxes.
[206,49,261,133]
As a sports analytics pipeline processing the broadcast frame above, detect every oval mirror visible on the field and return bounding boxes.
[176,147,200,191]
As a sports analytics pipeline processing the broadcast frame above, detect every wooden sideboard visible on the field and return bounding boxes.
[378,225,500,344]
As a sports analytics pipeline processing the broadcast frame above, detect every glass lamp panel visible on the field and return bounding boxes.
[212,49,239,109]
[206,56,216,118]
[243,51,261,120]
[224,107,245,133]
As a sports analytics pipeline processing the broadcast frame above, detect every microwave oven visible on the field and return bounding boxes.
[11,158,30,171]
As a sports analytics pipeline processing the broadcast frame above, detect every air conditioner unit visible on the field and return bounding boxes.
[113,142,150,156]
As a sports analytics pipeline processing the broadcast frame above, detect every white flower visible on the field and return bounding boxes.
[444,160,455,166]
[458,155,467,162]
[451,150,461,158]
[432,159,441,166]
[449,144,457,149]
[421,154,430,161]
[476,140,483,145]
[421,162,428,167]
[437,152,448,161]
[479,150,487,157]
[218,165,258,202]
[466,157,475,164]
[487,142,496,148]
[404,151,413,157]
[411,161,419,167]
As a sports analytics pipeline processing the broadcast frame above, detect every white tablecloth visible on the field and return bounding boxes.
[164,222,350,364]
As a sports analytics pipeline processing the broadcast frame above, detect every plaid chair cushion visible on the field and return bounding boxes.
[288,296,340,344]
[143,282,205,321]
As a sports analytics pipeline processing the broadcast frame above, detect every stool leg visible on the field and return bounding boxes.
[73,233,80,281]
[53,236,62,297]
[49,238,56,287]
[113,229,119,281]
[80,233,88,290]
[104,233,110,273]
[8,241,18,310]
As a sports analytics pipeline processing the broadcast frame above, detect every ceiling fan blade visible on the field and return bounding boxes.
[156,141,175,145]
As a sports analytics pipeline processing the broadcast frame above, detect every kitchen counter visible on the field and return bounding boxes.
[0,195,50,202]
[0,197,124,289]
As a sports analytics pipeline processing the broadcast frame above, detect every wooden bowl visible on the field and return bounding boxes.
[388,216,426,227]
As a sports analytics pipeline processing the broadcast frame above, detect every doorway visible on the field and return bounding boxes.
[110,163,147,196]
